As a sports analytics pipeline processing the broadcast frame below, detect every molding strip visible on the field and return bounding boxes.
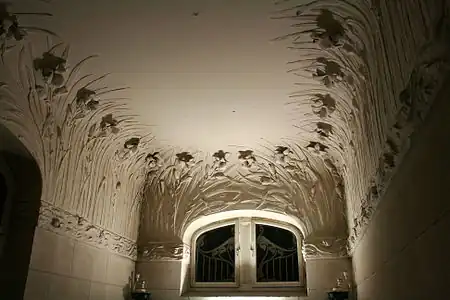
[137,242,189,262]
[37,201,137,260]
[302,237,348,260]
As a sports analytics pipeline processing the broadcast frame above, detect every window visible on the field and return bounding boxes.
[190,217,305,292]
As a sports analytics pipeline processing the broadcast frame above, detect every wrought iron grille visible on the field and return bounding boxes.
[195,224,235,283]
[255,224,299,282]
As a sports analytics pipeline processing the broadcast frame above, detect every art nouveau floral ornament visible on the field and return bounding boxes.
[139,144,348,261]
[0,2,56,59]
[273,0,450,255]
[0,1,152,249]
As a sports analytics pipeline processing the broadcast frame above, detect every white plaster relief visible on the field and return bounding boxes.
[38,200,137,259]
[139,144,348,258]
[273,0,450,253]
[1,0,447,262]
[138,242,189,261]
[348,35,450,251]
[302,236,348,259]
[0,2,151,240]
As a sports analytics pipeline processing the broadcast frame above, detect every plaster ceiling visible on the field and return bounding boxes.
[2,0,448,247]
[14,0,305,153]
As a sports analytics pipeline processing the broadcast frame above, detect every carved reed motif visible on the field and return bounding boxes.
[0,2,151,239]
[138,242,189,261]
[274,0,450,253]
[139,144,348,246]
[349,35,450,250]
[38,201,137,259]
[0,2,56,59]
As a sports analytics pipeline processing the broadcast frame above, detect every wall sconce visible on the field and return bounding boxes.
[327,291,349,300]
[328,271,350,300]
[129,272,151,300]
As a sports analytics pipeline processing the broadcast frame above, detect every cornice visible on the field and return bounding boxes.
[37,201,138,260]
[137,242,189,261]
[302,236,348,259]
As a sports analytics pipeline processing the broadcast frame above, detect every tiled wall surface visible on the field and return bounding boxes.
[353,83,450,299]
[24,227,135,300]
[136,256,352,300]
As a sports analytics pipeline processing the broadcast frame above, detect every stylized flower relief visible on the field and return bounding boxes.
[316,122,333,138]
[0,12,24,41]
[306,141,328,155]
[124,137,140,152]
[212,150,229,162]
[115,137,144,164]
[0,3,30,47]
[176,151,195,166]
[311,31,341,49]
[312,57,345,88]
[0,3,54,53]
[310,9,346,49]
[98,113,119,136]
[33,51,67,83]
[274,146,293,165]
[145,151,160,168]
[238,150,256,168]
[212,149,230,171]
[311,93,336,118]
[76,87,98,108]
[274,146,288,155]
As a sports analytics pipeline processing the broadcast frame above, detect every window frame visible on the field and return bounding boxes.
[251,218,305,288]
[189,217,305,292]
[190,218,239,288]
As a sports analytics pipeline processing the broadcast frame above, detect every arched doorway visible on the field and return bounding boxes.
[0,170,10,257]
[0,124,42,299]
[0,173,7,225]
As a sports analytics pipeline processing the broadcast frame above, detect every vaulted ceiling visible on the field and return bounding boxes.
[1,0,448,253]
[14,0,304,151]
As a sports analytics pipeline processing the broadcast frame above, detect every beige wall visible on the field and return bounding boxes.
[24,228,135,300]
[352,80,450,299]
[136,256,352,300]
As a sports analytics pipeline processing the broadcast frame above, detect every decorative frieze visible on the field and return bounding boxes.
[139,145,347,246]
[37,201,137,260]
[302,237,348,259]
[348,33,450,252]
[137,242,189,261]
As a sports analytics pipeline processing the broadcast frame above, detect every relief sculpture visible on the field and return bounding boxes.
[0,2,151,252]
[274,0,450,253]
[1,0,447,262]
[139,144,348,260]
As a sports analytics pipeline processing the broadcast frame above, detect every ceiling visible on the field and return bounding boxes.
[4,0,447,245]
[16,0,307,153]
